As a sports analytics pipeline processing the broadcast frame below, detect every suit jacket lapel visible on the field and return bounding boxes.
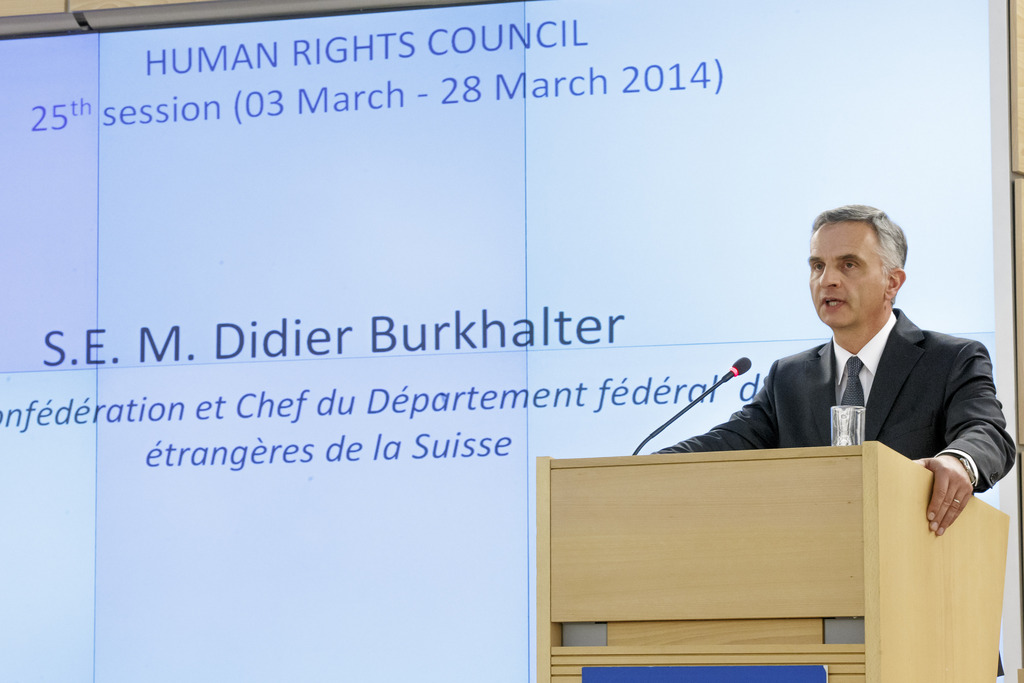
[811,343,836,445]
[865,312,924,440]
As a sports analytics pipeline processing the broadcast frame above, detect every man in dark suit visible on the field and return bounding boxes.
[659,205,1015,536]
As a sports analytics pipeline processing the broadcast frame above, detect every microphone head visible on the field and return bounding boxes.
[730,357,752,377]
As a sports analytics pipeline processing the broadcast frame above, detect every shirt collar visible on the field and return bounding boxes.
[833,311,897,387]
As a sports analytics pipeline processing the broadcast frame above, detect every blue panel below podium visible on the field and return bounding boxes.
[582,666,828,682]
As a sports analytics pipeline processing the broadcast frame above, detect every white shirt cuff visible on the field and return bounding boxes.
[938,448,979,488]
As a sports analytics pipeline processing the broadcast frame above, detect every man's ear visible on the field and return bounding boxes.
[886,268,907,303]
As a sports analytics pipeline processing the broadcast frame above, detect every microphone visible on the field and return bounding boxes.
[631,357,751,455]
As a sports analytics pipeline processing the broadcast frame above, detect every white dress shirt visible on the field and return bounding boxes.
[833,312,897,405]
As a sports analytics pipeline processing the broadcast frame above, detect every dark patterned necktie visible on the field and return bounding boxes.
[841,356,865,407]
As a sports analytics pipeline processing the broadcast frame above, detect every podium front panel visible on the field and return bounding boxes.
[548,449,865,622]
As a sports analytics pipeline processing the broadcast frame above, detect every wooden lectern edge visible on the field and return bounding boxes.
[545,445,863,469]
[537,456,554,683]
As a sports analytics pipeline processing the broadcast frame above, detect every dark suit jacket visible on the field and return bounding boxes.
[659,311,1015,491]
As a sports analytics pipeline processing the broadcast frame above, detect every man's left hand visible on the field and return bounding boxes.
[918,454,973,536]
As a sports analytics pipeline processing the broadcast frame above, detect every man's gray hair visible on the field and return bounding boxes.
[811,204,908,275]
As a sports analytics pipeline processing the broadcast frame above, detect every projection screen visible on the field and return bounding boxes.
[0,1,1001,681]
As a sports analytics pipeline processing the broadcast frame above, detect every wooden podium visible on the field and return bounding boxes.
[537,443,1009,683]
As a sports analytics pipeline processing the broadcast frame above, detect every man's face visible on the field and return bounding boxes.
[808,220,904,350]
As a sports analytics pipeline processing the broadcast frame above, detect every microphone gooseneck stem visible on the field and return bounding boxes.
[631,358,750,456]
